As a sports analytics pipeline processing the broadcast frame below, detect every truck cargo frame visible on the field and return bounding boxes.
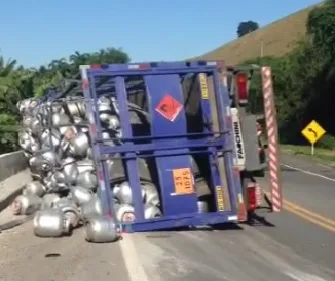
[79,61,243,232]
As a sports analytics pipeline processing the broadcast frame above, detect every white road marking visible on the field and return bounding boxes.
[117,162,334,281]
[119,234,150,281]
[285,270,329,281]
[282,164,335,182]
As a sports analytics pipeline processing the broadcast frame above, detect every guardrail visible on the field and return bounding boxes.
[0,151,28,182]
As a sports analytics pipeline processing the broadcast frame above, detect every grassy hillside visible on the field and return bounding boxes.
[194,5,318,65]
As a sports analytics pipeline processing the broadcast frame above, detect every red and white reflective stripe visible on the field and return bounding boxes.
[261,67,282,212]
[255,183,262,206]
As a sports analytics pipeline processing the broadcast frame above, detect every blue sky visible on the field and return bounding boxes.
[0,0,321,67]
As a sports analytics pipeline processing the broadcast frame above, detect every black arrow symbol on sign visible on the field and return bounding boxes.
[160,104,168,112]
[308,128,318,138]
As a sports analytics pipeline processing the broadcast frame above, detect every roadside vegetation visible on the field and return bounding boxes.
[245,0,335,150]
[281,145,335,165]
[0,48,130,153]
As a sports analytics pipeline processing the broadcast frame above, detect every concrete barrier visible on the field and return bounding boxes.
[0,151,28,182]
[0,169,31,213]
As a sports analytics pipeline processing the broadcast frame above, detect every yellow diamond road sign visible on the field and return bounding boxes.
[301,120,326,144]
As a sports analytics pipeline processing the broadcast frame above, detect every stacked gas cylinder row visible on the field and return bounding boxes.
[13,96,162,243]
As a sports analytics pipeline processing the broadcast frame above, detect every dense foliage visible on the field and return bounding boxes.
[246,0,335,147]
[0,48,130,153]
[237,21,259,37]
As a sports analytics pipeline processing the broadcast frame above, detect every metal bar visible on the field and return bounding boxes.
[87,61,219,71]
[114,76,145,221]
[111,149,226,159]
[198,72,228,212]
[144,73,198,217]
[79,66,115,218]
[89,69,219,77]
[98,139,230,155]
[97,130,230,142]
[213,71,241,215]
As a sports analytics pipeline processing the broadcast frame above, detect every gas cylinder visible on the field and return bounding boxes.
[84,216,120,243]
[33,209,71,237]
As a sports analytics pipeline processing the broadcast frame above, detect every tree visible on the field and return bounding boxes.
[306,0,335,57]
[68,48,130,71]
[0,47,131,153]
[237,21,259,37]
[240,2,335,145]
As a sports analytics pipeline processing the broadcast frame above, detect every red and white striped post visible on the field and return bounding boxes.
[261,67,283,212]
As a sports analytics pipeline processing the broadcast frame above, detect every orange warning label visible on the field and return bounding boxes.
[172,168,194,195]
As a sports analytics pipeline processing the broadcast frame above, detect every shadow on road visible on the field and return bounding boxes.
[142,194,276,238]
[144,222,244,238]
[247,211,276,227]
[212,222,244,231]
[0,215,33,233]
[245,194,276,227]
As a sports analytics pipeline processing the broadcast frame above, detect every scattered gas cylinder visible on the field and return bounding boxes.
[71,186,93,206]
[144,204,162,219]
[11,195,42,215]
[76,170,98,190]
[23,181,46,197]
[16,96,166,244]
[197,200,209,213]
[115,204,136,222]
[114,181,145,205]
[84,216,120,243]
[80,196,103,219]
[33,209,71,237]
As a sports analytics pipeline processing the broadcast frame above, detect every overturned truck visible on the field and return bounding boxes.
[16,61,282,242]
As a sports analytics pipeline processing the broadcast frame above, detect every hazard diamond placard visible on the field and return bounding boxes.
[155,94,183,122]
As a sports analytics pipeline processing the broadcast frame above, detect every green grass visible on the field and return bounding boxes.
[191,5,319,65]
[281,145,335,165]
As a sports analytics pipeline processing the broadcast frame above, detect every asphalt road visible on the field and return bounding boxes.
[278,153,335,220]
[0,153,334,281]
